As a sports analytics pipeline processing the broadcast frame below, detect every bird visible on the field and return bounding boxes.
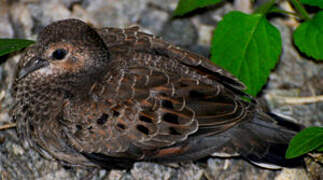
[12,18,304,170]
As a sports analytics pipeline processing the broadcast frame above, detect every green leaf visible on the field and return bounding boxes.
[318,145,323,152]
[286,127,323,159]
[300,0,323,8]
[211,11,281,96]
[173,0,222,17]
[0,39,35,57]
[293,11,323,60]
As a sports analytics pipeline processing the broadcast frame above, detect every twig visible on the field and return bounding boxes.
[277,95,323,105]
[0,123,16,130]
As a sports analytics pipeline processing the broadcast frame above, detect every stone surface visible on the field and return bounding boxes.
[0,3,14,39]
[0,0,322,179]
[159,19,198,47]
[275,168,309,180]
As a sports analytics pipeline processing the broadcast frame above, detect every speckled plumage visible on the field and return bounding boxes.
[12,19,303,169]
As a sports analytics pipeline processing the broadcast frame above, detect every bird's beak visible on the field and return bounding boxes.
[18,57,49,80]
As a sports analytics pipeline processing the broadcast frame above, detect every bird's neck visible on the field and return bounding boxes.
[43,72,100,99]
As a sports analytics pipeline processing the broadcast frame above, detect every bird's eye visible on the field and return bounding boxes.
[52,49,67,60]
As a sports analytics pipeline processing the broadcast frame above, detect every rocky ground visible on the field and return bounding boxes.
[0,0,322,179]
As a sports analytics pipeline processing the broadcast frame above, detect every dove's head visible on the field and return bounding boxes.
[16,19,109,88]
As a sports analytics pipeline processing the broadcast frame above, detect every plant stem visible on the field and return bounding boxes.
[289,0,310,20]
[254,0,276,14]
[270,8,299,17]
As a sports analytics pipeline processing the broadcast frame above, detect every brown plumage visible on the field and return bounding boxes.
[12,19,303,169]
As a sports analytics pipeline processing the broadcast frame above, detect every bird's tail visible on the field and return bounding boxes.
[225,111,305,169]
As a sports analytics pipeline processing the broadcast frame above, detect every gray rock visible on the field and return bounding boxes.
[85,0,147,28]
[159,19,198,48]
[131,163,176,180]
[9,3,34,38]
[138,8,168,34]
[0,4,14,38]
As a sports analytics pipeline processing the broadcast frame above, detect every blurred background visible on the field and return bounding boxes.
[0,0,322,179]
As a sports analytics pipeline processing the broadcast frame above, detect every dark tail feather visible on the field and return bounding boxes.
[236,112,305,169]
[267,112,304,132]
[245,143,304,169]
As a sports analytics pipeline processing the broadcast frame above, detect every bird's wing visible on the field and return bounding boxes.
[61,52,254,160]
